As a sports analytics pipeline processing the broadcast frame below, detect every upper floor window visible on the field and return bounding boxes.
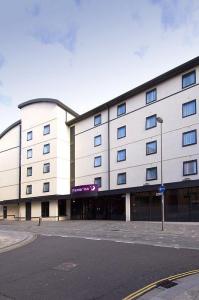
[27,131,32,141]
[94,114,101,126]
[43,124,50,135]
[94,156,102,167]
[146,89,157,104]
[43,163,50,173]
[182,130,197,147]
[94,177,102,188]
[182,100,196,118]
[183,160,197,176]
[43,144,50,154]
[146,114,157,130]
[94,135,102,147]
[27,149,32,159]
[43,182,50,193]
[182,70,196,89]
[146,141,157,155]
[117,149,126,162]
[27,167,32,177]
[117,172,126,185]
[146,167,157,181]
[26,185,32,195]
[117,103,126,116]
[117,125,126,139]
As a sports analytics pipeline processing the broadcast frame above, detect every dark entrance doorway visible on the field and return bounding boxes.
[58,199,66,217]
[71,196,125,220]
[3,206,7,219]
[26,202,31,220]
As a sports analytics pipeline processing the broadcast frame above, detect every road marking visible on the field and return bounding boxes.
[123,269,199,300]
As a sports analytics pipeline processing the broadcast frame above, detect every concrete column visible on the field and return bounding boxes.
[125,193,131,222]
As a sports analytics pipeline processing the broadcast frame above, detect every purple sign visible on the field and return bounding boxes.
[72,184,98,194]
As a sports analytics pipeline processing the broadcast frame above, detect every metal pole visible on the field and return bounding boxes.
[160,122,164,231]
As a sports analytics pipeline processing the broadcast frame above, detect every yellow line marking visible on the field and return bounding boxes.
[123,269,199,300]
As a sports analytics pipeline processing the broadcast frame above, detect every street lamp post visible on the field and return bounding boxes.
[156,116,164,231]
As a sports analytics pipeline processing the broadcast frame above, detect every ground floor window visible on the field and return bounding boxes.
[58,199,66,216]
[41,201,49,218]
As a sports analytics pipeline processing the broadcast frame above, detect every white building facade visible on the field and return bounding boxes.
[1,57,199,221]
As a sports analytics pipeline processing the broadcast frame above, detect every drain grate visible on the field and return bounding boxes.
[157,279,178,289]
[54,262,78,272]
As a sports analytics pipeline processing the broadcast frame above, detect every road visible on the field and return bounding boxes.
[0,235,199,300]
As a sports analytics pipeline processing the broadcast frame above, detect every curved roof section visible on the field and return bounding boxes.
[18,98,79,117]
[67,56,199,125]
[0,120,21,140]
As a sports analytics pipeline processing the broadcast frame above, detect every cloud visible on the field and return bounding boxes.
[134,46,148,58]
[26,2,40,17]
[0,53,5,68]
[32,25,78,52]
[0,94,12,106]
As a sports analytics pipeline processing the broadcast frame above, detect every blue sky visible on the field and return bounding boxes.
[0,0,199,131]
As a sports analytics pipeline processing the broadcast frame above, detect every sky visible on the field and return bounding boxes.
[0,0,199,132]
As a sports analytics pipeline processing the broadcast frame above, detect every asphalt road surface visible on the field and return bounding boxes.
[0,235,199,300]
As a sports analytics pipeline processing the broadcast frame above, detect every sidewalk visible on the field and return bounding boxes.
[0,230,36,253]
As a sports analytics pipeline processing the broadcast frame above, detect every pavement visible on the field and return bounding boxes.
[0,221,199,299]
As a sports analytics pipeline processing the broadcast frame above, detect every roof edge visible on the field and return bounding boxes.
[18,98,79,117]
[67,56,199,126]
[0,120,21,139]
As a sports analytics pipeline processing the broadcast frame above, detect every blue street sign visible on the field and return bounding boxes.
[159,185,166,193]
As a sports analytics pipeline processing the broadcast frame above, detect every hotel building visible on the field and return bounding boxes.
[1,57,199,222]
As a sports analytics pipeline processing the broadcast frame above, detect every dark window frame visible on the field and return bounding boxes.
[94,135,102,147]
[94,114,102,126]
[182,99,197,118]
[117,125,126,139]
[146,88,157,105]
[43,163,50,173]
[183,159,198,176]
[117,149,126,162]
[26,185,32,195]
[43,124,50,135]
[117,103,126,117]
[145,114,157,130]
[43,182,50,193]
[94,177,102,188]
[146,140,157,155]
[146,167,157,181]
[27,149,32,159]
[94,156,102,167]
[117,172,126,185]
[182,129,197,147]
[27,167,32,177]
[182,70,196,89]
[43,143,50,155]
[27,131,33,141]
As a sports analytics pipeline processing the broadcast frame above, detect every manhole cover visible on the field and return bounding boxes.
[54,262,78,272]
[157,279,178,289]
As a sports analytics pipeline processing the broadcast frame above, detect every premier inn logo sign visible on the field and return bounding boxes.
[72,184,98,194]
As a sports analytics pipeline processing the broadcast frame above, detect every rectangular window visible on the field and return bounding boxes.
[146,141,157,155]
[117,149,126,162]
[117,173,126,185]
[182,130,197,147]
[43,143,50,154]
[94,156,102,167]
[41,202,49,217]
[43,163,50,173]
[94,177,102,188]
[43,182,50,192]
[27,149,32,159]
[117,103,126,116]
[146,167,157,181]
[94,135,102,147]
[43,124,50,135]
[146,89,157,104]
[26,185,32,195]
[183,160,197,176]
[146,114,157,130]
[182,70,196,89]
[182,100,196,118]
[27,167,32,177]
[94,114,101,126]
[27,131,32,141]
[117,125,126,139]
